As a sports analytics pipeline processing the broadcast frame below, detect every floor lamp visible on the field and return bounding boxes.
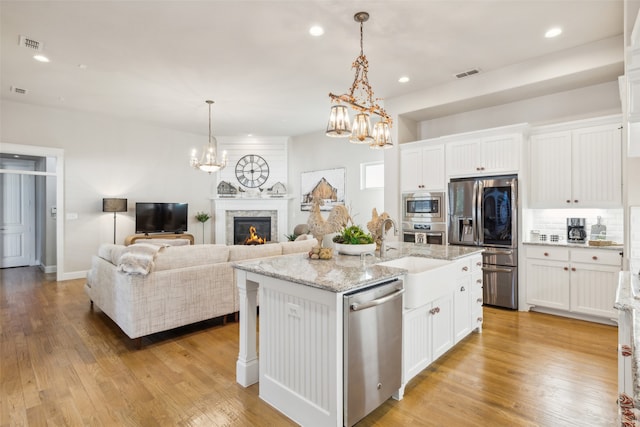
[103,198,127,244]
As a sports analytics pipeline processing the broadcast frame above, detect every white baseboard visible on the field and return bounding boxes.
[60,270,88,281]
[39,263,57,274]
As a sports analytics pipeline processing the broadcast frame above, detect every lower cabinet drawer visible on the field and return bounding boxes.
[526,246,569,261]
[571,249,622,266]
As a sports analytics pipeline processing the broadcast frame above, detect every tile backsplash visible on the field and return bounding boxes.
[525,208,624,244]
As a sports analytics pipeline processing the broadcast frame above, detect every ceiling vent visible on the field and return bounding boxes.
[10,86,28,95]
[454,68,481,79]
[18,35,44,52]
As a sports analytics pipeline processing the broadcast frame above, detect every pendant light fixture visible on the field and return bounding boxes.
[190,100,228,174]
[326,11,393,149]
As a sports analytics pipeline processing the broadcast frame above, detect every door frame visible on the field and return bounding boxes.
[0,142,65,281]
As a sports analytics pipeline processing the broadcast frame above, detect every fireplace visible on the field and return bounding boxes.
[213,197,288,245]
[234,217,271,245]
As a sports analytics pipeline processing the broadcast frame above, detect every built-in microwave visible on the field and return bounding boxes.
[402,192,445,223]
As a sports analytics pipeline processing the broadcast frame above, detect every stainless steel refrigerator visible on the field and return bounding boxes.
[448,175,518,309]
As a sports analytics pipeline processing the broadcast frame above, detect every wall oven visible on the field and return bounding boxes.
[402,192,444,223]
[402,222,446,245]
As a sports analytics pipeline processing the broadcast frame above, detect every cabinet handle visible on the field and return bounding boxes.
[460,286,466,292]
[566,200,571,203]
[544,252,549,256]
[476,261,482,267]
[574,200,579,203]
[476,279,482,284]
[592,256,598,260]
[564,267,569,271]
[622,345,632,357]
[571,267,576,272]
[429,307,437,315]
[476,167,481,171]
[477,317,483,322]
[480,167,485,171]
[462,266,469,272]
[476,298,483,303]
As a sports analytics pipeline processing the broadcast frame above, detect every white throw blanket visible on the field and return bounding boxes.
[117,243,167,275]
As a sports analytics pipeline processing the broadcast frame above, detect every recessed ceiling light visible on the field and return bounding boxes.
[545,27,562,38]
[33,54,50,62]
[398,76,410,83]
[309,25,324,37]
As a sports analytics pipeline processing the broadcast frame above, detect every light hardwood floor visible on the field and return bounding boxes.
[1,266,618,426]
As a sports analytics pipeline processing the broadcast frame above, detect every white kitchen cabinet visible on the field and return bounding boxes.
[403,293,452,381]
[446,133,521,178]
[400,143,445,192]
[453,255,482,343]
[525,245,622,320]
[529,122,622,208]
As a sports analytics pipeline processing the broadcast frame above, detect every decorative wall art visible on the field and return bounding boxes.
[300,167,345,211]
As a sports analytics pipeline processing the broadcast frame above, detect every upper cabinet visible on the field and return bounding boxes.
[446,133,522,178]
[529,120,622,208]
[400,143,445,192]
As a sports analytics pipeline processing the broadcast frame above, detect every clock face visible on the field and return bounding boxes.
[235,154,269,188]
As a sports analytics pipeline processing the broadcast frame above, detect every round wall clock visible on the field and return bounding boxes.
[235,154,269,188]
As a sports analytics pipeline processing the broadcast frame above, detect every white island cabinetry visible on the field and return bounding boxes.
[401,254,483,392]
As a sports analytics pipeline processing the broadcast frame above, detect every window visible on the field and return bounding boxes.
[361,161,384,189]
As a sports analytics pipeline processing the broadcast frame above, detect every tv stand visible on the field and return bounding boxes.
[124,233,195,246]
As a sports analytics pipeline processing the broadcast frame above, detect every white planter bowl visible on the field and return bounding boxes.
[334,242,377,256]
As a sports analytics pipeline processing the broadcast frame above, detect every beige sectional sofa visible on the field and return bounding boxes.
[85,238,317,340]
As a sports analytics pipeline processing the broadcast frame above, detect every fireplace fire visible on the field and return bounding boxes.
[244,226,266,245]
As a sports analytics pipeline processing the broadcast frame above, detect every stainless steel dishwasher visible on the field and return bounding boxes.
[343,278,404,427]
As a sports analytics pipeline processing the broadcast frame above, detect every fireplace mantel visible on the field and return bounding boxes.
[211,196,292,245]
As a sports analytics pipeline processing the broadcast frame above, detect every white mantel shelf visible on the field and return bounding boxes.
[211,196,292,245]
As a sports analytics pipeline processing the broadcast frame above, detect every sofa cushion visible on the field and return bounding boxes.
[228,243,283,261]
[281,238,318,254]
[153,244,230,271]
[135,238,191,246]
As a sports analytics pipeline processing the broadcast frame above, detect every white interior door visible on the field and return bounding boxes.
[1,162,36,268]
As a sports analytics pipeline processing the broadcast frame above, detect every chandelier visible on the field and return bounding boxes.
[190,100,228,173]
[326,11,393,149]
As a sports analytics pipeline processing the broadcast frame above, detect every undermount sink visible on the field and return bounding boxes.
[377,256,454,309]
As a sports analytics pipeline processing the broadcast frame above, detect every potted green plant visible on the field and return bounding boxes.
[195,211,211,244]
[332,224,376,255]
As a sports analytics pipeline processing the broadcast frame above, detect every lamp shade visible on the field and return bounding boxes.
[103,198,128,213]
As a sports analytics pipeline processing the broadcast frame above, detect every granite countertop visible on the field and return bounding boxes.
[615,272,640,425]
[233,242,483,293]
[523,241,624,251]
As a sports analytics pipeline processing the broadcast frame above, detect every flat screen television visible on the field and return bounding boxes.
[135,202,188,234]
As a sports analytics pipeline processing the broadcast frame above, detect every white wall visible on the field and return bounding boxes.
[1,100,219,276]
[288,131,385,237]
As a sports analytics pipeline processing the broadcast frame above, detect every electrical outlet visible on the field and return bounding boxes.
[287,302,301,319]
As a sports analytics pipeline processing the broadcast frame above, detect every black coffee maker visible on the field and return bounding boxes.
[567,218,587,243]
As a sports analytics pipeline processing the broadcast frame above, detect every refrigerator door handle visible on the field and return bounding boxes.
[482,266,514,273]
[475,180,484,245]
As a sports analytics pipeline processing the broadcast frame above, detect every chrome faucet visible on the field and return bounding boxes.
[379,218,398,258]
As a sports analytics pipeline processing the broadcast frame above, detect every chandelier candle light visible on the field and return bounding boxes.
[190,100,228,173]
[326,11,393,149]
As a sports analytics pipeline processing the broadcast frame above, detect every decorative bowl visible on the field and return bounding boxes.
[334,243,376,256]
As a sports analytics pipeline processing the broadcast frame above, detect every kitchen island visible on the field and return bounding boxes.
[233,243,483,427]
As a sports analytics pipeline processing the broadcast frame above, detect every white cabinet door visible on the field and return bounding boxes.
[570,263,620,318]
[420,145,445,191]
[529,122,622,208]
[525,258,570,310]
[446,139,480,177]
[400,146,423,192]
[571,124,622,207]
[431,294,453,360]
[480,134,521,174]
[400,144,445,192]
[453,275,471,343]
[529,132,572,208]
[402,305,432,382]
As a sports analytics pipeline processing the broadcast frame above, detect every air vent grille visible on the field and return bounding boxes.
[19,35,43,51]
[454,68,481,79]
[10,86,28,95]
